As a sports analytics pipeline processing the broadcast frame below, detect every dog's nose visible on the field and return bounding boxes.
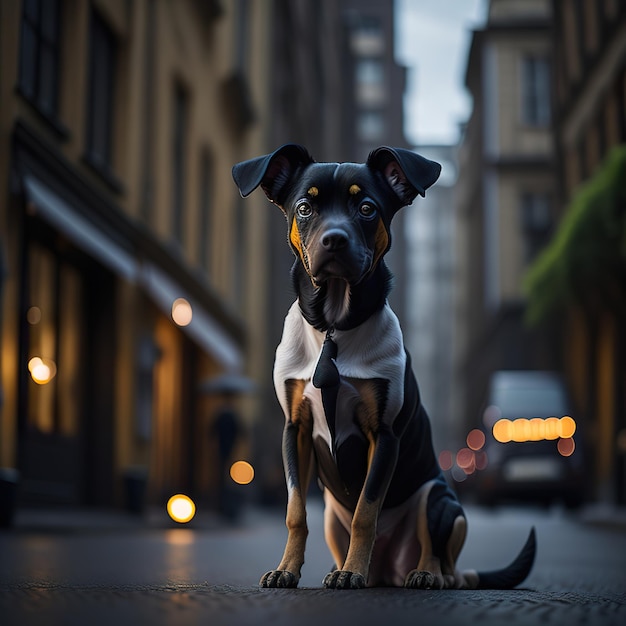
[321,228,349,251]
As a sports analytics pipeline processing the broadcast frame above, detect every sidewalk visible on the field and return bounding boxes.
[577,501,626,530]
[6,500,286,533]
[5,498,626,534]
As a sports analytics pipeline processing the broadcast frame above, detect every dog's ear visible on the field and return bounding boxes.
[367,147,441,206]
[232,144,314,205]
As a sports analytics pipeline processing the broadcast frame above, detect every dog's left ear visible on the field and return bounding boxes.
[367,147,441,206]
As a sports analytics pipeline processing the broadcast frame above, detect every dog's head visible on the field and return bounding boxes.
[232,144,441,287]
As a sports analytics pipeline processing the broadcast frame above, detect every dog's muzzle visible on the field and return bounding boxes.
[310,227,371,284]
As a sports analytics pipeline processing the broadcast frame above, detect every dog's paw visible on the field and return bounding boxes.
[323,570,366,589]
[404,569,444,590]
[260,570,299,588]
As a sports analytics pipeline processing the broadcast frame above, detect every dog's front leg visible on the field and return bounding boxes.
[261,380,313,588]
[323,422,399,589]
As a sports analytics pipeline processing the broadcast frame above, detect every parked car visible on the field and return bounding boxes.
[476,371,586,508]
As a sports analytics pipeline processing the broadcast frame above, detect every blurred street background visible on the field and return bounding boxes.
[0,0,625,622]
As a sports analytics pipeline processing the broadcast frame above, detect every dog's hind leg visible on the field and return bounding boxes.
[260,380,314,588]
[404,478,466,590]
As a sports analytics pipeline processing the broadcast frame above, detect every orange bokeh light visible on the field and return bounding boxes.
[438,450,453,471]
[557,437,576,457]
[230,461,255,485]
[466,429,486,451]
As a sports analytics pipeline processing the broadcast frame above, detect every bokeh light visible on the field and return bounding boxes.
[475,450,489,470]
[466,429,486,451]
[492,416,577,443]
[230,461,254,485]
[171,298,193,326]
[438,450,453,471]
[557,437,576,457]
[28,356,57,385]
[27,306,42,324]
[456,448,474,470]
[167,494,196,523]
[559,416,576,438]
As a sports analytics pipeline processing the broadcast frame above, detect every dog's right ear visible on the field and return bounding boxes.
[232,144,314,206]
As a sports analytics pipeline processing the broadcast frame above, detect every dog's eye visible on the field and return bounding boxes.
[359,203,376,218]
[296,201,313,218]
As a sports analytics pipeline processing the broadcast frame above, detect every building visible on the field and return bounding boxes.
[0,0,272,512]
[403,144,459,454]
[454,0,557,436]
[525,0,626,503]
[0,0,410,515]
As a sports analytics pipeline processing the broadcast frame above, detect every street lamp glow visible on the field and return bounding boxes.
[171,298,193,326]
[28,356,57,385]
[167,494,196,523]
[230,461,255,485]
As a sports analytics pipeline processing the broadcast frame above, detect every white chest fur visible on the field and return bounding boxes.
[273,301,407,441]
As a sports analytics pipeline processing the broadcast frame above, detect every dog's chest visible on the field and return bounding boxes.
[274,301,407,467]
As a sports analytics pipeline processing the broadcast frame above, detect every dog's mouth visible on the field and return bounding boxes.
[310,251,372,286]
[312,259,352,283]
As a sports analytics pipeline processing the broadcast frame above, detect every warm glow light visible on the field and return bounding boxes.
[529,418,546,441]
[171,298,193,326]
[493,419,513,443]
[475,450,489,470]
[557,437,576,457]
[512,418,531,442]
[438,450,453,471]
[492,416,577,443]
[456,448,475,470]
[466,429,486,451]
[560,416,576,438]
[28,356,57,385]
[545,417,560,440]
[230,461,255,485]
[167,494,196,523]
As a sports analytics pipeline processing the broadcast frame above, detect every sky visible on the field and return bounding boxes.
[395,0,488,146]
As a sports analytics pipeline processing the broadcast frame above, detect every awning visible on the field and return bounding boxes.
[22,174,243,371]
[23,174,139,282]
[141,262,242,371]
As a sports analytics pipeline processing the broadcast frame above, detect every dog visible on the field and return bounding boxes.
[232,144,536,589]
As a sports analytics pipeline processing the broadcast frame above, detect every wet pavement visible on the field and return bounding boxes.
[1,499,626,625]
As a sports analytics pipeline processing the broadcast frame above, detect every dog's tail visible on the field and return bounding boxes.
[469,527,536,589]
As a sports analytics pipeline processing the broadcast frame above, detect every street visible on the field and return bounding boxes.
[1,498,625,626]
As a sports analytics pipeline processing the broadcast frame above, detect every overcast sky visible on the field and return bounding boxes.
[395,0,488,146]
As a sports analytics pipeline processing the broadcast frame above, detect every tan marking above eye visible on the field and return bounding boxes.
[307,186,319,197]
[349,184,361,196]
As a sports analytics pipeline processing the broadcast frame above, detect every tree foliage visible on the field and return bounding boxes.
[523,144,626,326]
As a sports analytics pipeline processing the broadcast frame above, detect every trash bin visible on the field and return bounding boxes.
[0,468,19,528]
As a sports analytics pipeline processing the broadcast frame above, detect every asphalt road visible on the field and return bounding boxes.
[1,498,625,625]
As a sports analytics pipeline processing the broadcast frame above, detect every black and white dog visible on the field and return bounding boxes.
[232,144,535,589]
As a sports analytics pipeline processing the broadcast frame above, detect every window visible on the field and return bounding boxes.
[356,59,385,106]
[86,10,117,173]
[18,0,61,118]
[520,192,552,262]
[26,243,84,438]
[350,15,384,56]
[172,82,189,244]
[521,57,551,127]
[357,111,386,142]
